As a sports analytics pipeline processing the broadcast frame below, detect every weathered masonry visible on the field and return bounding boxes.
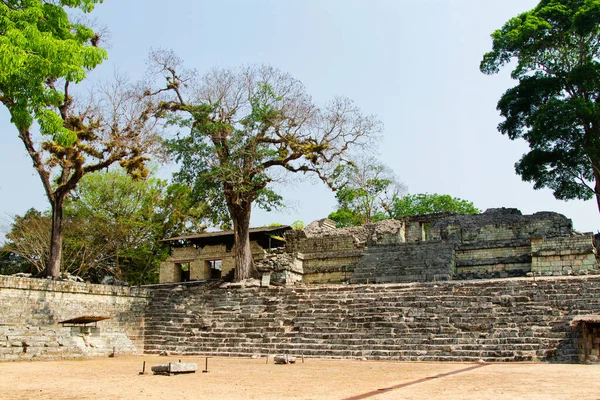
[282,208,597,284]
[1,208,599,363]
[159,209,597,285]
[3,274,600,363]
[160,225,290,283]
[0,276,148,361]
[143,275,600,363]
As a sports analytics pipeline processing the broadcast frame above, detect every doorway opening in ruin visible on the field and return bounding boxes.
[571,315,600,363]
[177,262,190,282]
[207,259,223,280]
[421,222,431,241]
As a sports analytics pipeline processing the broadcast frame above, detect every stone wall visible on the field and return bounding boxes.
[284,209,596,283]
[351,242,455,283]
[454,241,532,279]
[4,273,600,363]
[160,241,265,283]
[143,275,600,363]
[429,209,573,243]
[286,230,363,283]
[0,276,149,361]
[532,236,597,275]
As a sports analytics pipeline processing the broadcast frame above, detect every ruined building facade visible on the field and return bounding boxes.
[275,208,597,284]
[159,226,290,283]
[159,208,597,285]
[2,209,600,364]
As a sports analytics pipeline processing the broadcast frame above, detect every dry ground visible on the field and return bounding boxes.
[1,356,599,400]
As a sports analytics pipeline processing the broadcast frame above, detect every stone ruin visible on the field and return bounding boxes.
[2,207,600,364]
[3,207,598,364]
[256,208,598,285]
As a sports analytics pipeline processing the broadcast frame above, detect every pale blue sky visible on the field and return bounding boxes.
[2,0,599,233]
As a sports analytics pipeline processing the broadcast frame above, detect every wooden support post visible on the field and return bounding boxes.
[582,322,589,363]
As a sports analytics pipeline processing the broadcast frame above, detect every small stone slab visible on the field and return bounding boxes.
[151,362,197,375]
[274,355,296,364]
[261,272,271,287]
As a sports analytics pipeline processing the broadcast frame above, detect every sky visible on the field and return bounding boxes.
[1,0,599,234]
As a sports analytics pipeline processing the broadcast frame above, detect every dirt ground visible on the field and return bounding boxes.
[1,356,599,400]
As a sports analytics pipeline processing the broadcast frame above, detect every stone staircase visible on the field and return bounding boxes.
[143,275,600,363]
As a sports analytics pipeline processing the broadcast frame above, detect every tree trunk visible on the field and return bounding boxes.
[45,196,65,279]
[594,163,600,215]
[230,202,255,281]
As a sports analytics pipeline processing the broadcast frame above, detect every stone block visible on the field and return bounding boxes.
[151,362,197,374]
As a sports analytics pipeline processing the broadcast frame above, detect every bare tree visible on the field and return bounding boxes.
[2,210,50,274]
[148,50,382,281]
[12,76,161,278]
[329,156,407,227]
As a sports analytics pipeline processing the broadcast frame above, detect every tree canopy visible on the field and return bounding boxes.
[149,51,381,280]
[1,1,162,279]
[0,0,106,145]
[1,168,209,284]
[481,0,600,212]
[391,193,480,217]
[328,157,407,227]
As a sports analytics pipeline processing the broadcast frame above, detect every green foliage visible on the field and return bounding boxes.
[151,56,380,280]
[165,92,287,221]
[0,249,27,276]
[391,193,480,217]
[0,0,107,143]
[1,208,50,274]
[328,158,406,227]
[1,169,212,284]
[64,168,211,284]
[290,220,305,230]
[328,208,364,228]
[0,0,158,279]
[481,0,600,210]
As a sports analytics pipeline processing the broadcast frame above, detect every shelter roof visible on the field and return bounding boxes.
[570,315,600,326]
[164,225,291,242]
[163,225,291,249]
[59,316,111,326]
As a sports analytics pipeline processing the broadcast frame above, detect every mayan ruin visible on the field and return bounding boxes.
[3,0,600,398]
[1,208,600,367]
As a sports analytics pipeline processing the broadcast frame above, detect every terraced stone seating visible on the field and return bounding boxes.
[143,275,600,363]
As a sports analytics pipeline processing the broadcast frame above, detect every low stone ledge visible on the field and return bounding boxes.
[456,255,532,267]
[0,275,149,298]
[456,239,532,251]
[295,250,363,260]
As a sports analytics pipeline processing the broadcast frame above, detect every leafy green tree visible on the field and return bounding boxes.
[2,169,210,284]
[149,51,381,281]
[1,0,161,279]
[328,157,407,227]
[391,193,480,217]
[481,0,600,213]
[2,209,50,274]
[0,250,27,276]
[64,169,210,284]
